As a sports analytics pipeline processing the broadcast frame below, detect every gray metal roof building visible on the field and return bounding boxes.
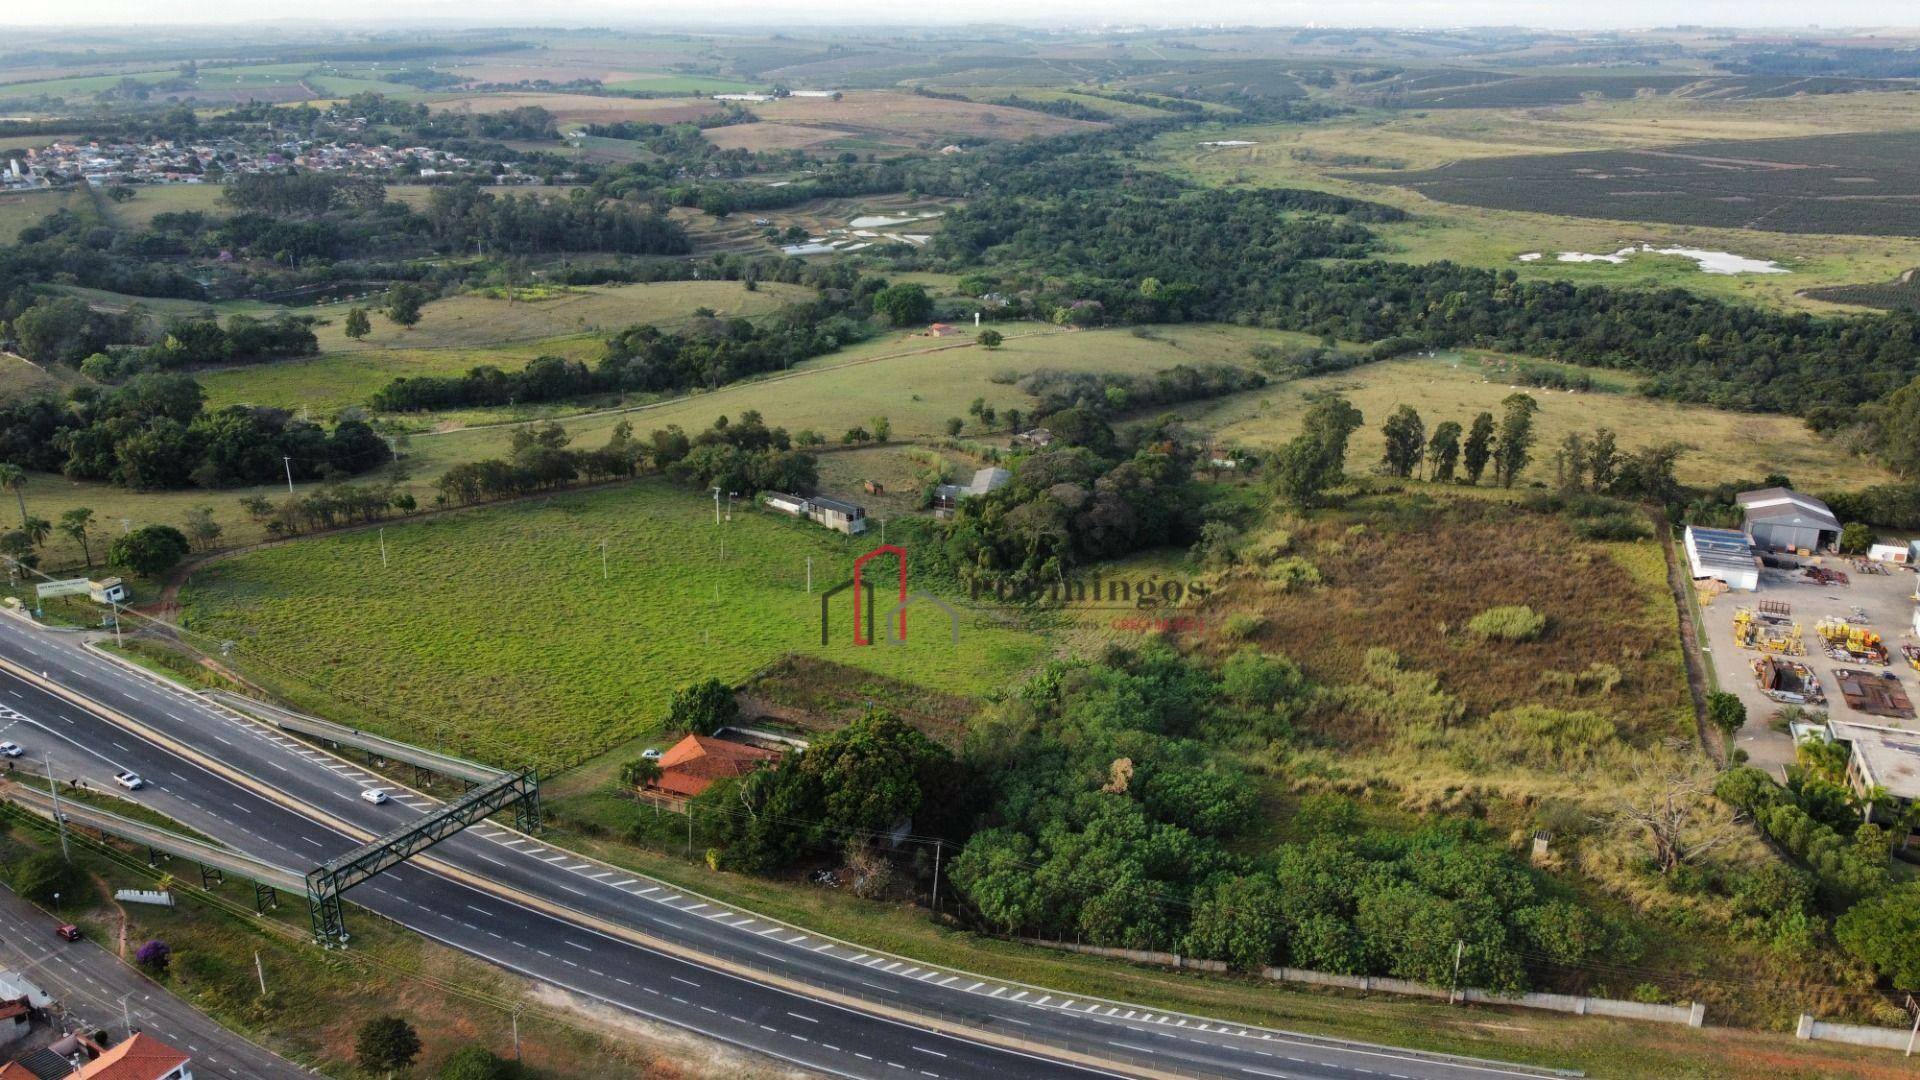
[1683,525,1759,590]
[1736,487,1841,553]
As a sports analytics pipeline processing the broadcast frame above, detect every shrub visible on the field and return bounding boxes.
[11,851,84,906]
[1466,605,1547,642]
[1264,556,1322,591]
[1219,612,1266,640]
[1573,513,1652,541]
[666,677,738,735]
[135,939,170,974]
[439,1046,523,1080]
[356,1015,422,1073]
[109,524,192,578]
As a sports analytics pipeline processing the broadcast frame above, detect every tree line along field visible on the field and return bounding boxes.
[4,324,1895,571]
[1182,352,1893,492]
[133,279,816,414]
[1349,130,1920,237]
[173,479,1048,772]
[1348,70,1920,109]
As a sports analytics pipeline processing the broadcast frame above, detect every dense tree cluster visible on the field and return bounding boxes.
[937,426,1200,591]
[432,413,816,508]
[0,374,389,490]
[420,184,689,256]
[1017,363,1266,420]
[942,645,1605,986]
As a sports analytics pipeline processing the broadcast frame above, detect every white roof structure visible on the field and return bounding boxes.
[1829,720,1920,801]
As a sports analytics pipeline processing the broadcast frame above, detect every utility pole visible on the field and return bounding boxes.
[379,528,388,568]
[710,487,721,524]
[930,840,943,915]
[600,539,608,581]
[44,755,69,861]
[255,950,268,997]
[1449,939,1465,1004]
[686,807,694,857]
[119,993,131,1036]
[512,1005,523,1060]
[806,556,812,594]
[109,603,122,647]
[282,457,294,495]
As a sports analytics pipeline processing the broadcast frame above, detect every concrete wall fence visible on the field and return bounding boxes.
[1797,1013,1918,1053]
[1018,938,1706,1028]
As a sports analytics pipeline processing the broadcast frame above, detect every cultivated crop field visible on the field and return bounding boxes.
[1181,352,1893,491]
[175,480,1049,770]
[1355,130,1920,236]
[1156,100,1920,309]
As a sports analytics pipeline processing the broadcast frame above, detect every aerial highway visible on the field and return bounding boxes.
[0,615,1569,1080]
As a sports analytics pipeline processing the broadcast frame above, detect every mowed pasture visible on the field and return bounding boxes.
[0,188,79,243]
[1356,130,1920,236]
[175,480,1049,770]
[1181,352,1892,491]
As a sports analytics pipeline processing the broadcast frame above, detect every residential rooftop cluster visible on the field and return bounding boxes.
[3,138,539,191]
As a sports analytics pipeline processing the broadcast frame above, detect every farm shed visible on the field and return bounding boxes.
[1736,487,1841,553]
[933,467,1011,512]
[1683,526,1759,591]
[806,496,868,535]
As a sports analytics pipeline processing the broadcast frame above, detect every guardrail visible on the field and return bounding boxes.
[204,689,503,785]
[0,781,306,893]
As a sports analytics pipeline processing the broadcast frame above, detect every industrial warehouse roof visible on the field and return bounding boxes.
[1685,526,1757,574]
[1735,488,1841,529]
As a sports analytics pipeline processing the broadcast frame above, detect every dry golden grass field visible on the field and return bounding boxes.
[427,92,720,124]
[745,90,1102,145]
[1181,350,1891,491]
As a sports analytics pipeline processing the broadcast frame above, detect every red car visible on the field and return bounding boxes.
[55,924,81,942]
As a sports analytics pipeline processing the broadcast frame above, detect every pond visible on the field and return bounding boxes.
[1516,243,1788,275]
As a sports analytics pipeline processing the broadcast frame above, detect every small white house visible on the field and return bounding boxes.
[1684,525,1759,592]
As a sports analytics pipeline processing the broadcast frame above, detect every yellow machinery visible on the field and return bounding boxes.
[1815,617,1889,664]
[1733,608,1805,655]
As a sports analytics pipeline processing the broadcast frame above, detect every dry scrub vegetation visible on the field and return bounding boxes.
[1190,491,1893,1024]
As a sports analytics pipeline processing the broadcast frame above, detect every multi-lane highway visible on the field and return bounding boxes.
[0,614,1569,1080]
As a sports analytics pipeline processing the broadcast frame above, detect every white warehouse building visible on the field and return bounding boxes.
[1684,525,1760,591]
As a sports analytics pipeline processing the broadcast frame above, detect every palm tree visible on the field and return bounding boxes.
[21,517,49,550]
[0,463,26,531]
[58,508,94,569]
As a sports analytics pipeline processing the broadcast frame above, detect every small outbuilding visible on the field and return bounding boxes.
[1736,487,1841,553]
[1683,525,1759,591]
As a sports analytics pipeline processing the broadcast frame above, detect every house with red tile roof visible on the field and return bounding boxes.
[642,733,781,809]
[75,1033,191,1080]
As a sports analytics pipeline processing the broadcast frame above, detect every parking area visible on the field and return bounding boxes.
[1697,555,1920,774]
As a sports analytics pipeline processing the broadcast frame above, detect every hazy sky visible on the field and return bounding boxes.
[6,0,1919,30]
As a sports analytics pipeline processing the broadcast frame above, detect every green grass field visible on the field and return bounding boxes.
[0,188,79,243]
[175,480,1050,771]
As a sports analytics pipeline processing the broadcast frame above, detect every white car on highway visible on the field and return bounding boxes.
[361,788,390,805]
[0,741,21,758]
[114,770,144,790]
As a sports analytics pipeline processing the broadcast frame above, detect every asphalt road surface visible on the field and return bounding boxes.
[0,616,1569,1080]
[0,883,311,1078]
